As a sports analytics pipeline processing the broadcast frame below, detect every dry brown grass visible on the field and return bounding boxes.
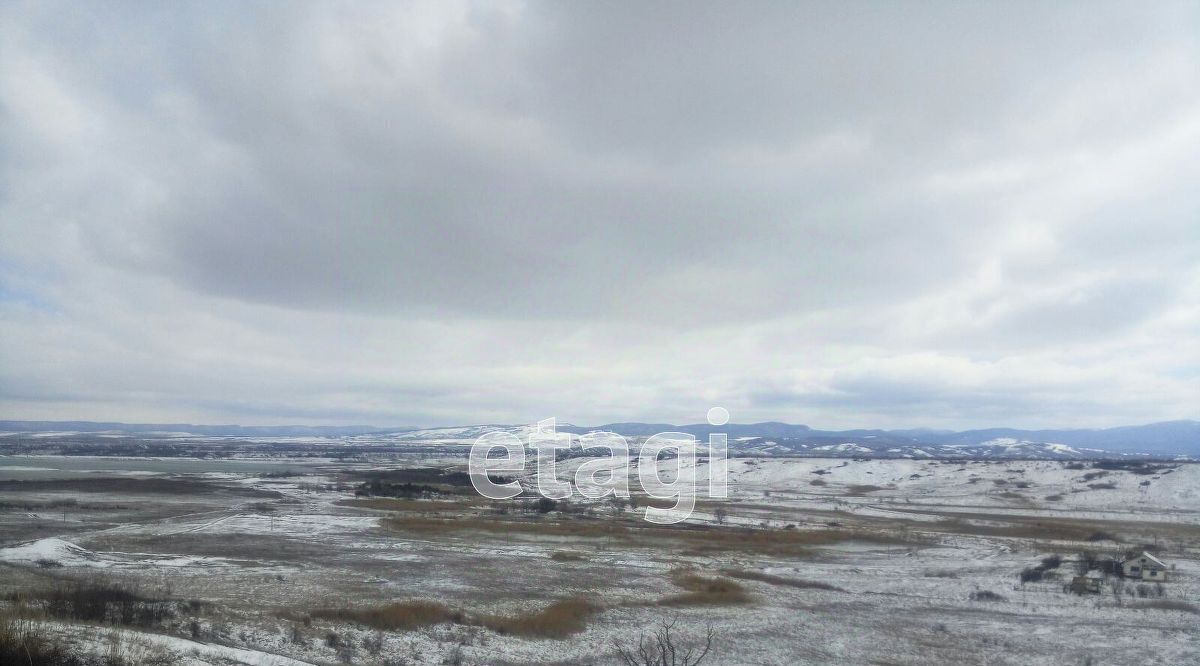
[549,550,587,562]
[477,598,599,638]
[845,484,886,496]
[311,601,459,630]
[886,507,1197,543]
[674,525,916,557]
[379,502,923,558]
[340,497,482,512]
[311,598,600,639]
[382,513,632,538]
[933,517,1098,541]
[658,571,751,606]
[721,569,845,591]
[1128,600,1199,614]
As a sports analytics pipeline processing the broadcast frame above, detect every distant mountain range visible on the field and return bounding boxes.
[0,421,390,438]
[1,419,1197,459]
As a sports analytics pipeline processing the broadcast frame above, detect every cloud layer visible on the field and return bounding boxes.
[2,1,1198,428]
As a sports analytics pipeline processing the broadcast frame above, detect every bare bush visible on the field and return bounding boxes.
[0,610,81,666]
[615,618,715,666]
[22,581,178,629]
[1075,551,1098,575]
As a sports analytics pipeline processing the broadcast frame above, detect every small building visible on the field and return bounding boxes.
[1122,552,1168,581]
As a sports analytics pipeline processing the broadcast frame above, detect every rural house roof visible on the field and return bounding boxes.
[1125,551,1166,568]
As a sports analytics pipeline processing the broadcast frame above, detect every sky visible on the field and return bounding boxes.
[1,1,1198,430]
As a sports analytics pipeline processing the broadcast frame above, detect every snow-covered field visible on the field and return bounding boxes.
[0,455,1196,665]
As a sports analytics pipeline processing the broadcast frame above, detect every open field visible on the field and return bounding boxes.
[0,451,1197,665]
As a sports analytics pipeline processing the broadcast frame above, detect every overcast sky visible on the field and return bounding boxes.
[1,1,1198,429]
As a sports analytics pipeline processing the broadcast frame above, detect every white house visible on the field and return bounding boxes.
[1122,552,1168,581]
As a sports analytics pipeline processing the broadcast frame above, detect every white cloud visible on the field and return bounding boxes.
[0,0,1197,428]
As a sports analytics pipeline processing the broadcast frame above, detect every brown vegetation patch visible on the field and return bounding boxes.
[549,551,587,562]
[380,504,923,559]
[340,497,482,512]
[312,601,459,630]
[1128,600,1199,614]
[722,569,845,591]
[0,477,278,497]
[382,513,630,539]
[312,598,600,639]
[477,598,599,638]
[658,571,751,606]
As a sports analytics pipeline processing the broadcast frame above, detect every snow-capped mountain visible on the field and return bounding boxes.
[1,420,1195,459]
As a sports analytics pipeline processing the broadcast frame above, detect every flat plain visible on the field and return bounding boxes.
[0,436,1196,665]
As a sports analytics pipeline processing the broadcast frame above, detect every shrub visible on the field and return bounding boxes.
[969,590,1005,602]
[615,618,714,666]
[1076,551,1098,574]
[34,582,176,628]
[0,611,82,666]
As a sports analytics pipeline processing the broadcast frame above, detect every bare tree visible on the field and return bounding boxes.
[1075,550,1097,575]
[610,496,627,516]
[615,618,714,666]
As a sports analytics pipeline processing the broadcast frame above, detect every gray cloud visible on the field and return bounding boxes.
[1,0,1197,428]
